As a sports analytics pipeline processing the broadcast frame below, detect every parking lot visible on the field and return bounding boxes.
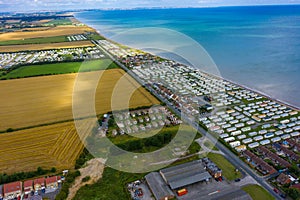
[128,181,154,200]
[176,179,241,200]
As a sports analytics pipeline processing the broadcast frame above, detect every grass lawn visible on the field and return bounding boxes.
[0,35,68,46]
[1,59,119,79]
[242,184,275,200]
[207,153,242,181]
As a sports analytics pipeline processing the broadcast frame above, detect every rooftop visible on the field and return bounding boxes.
[3,181,22,194]
[160,160,211,189]
[145,172,174,200]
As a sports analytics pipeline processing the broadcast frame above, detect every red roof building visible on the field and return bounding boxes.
[23,180,33,194]
[3,181,22,199]
[276,173,291,185]
[45,176,58,188]
[243,150,277,175]
[34,177,45,191]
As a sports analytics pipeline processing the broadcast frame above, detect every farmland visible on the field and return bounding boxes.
[0,121,86,174]
[0,69,159,131]
[1,59,119,79]
[0,35,68,46]
[0,26,94,41]
[0,40,94,52]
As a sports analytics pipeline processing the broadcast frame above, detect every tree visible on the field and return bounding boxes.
[287,188,300,200]
[50,167,56,173]
[37,167,45,175]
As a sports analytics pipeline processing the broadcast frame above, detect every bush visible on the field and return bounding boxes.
[82,176,91,183]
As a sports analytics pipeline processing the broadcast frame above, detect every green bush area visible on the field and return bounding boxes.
[242,184,275,200]
[73,167,143,200]
[1,59,119,79]
[0,35,68,46]
[55,170,81,200]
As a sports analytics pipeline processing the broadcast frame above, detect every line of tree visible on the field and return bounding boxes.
[0,167,56,185]
[116,131,173,152]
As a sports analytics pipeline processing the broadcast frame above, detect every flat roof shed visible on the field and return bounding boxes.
[160,160,212,190]
[145,172,174,200]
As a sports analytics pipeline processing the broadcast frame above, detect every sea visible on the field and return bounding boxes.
[75,5,300,108]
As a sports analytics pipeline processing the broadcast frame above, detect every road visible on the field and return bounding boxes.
[92,40,282,200]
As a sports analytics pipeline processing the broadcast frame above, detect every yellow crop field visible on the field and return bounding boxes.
[0,120,92,174]
[0,26,94,41]
[0,41,94,52]
[0,69,159,131]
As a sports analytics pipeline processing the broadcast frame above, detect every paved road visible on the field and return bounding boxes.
[93,40,282,200]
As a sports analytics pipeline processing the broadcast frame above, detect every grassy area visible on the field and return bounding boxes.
[73,167,144,200]
[73,155,201,200]
[207,153,242,181]
[0,35,68,46]
[1,59,119,79]
[242,184,275,200]
[43,18,72,26]
[87,33,106,40]
[204,140,218,151]
[188,141,202,154]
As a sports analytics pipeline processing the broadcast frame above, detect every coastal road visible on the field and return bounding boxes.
[92,40,282,200]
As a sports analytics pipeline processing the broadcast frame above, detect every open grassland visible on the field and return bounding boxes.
[0,35,68,46]
[0,121,87,174]
[0,41,94,52]
[0,26,94,41]
[0,69,159,131]
[1,59,119,79]
[242,184,275,200]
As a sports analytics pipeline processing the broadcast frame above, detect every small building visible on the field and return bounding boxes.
[3,181,22,199]
[229,141,241,148]
[276,173,291,185]
[23,180,33,194]
[34,177,45,191]
[46,176,59,189]
[235,145,247,152]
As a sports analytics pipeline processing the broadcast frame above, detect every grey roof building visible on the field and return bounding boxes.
[160,160,212,189]
[145,172,175,200]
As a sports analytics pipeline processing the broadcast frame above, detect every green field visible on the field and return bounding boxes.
[0,35,69,46]
[87,33,106,40]
[242,184,275,200]
[43,18,72,26]
[1,59,119,79]
[207,153,242,181]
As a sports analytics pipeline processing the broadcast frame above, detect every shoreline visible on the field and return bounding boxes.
[74,15,300,111]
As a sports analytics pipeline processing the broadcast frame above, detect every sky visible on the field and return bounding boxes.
[0,0,300,12]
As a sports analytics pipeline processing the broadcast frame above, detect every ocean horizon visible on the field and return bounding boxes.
[75,5,300,108]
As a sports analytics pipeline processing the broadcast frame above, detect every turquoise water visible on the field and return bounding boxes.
[75,5,300,107]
